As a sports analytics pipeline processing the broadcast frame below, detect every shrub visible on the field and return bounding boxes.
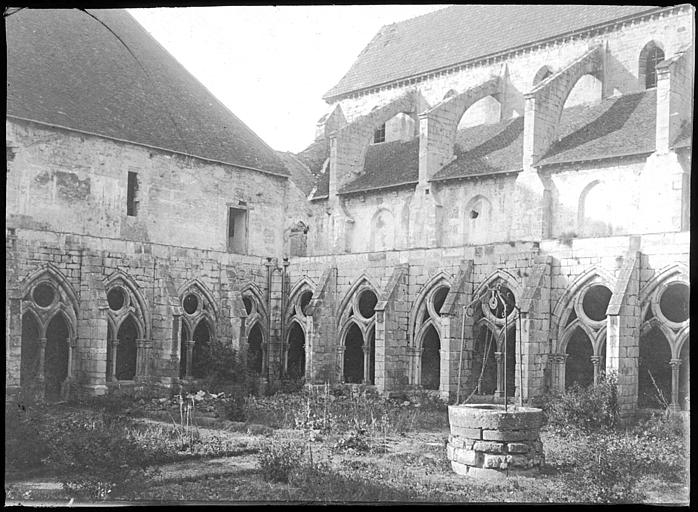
[544,372,619,433]
[257,441,305,483]
[217,393,247,422]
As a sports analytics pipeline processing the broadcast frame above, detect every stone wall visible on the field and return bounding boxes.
[6,119,289,256]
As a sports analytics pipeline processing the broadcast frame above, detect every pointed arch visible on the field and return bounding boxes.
[240,281,267,319]
[178,278,219,321]
[286,277,316,323]
[338,317,366,347]
[369,207,395,252]
[104,269,151,339]
[473,269,523,302]
[20,263,79,321]
[552,266,615,335]
[409,271,452,342]
[641,317,676,348]
[639,262,689,306]
[638,40,665,90]
[245,316,268,342]
[415,317,439,350]
[336,273,380,326]
[532,65,554,87]
[557,318,596,354]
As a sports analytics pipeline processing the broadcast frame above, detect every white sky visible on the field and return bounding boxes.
[128,5,449,153]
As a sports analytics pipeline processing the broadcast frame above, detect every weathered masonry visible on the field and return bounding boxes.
[6,6,692,416]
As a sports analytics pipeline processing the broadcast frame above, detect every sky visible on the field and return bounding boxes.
[128,5,449,154]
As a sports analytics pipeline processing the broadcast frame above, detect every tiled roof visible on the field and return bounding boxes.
[6,8,288,175]
[297,139,330,199]
[433,90,658,181]
[540,90,656,166]
[275,152,315,195]
[431,117,525,181]
[672,121,693,149]
[339,138,419,195]
[324,5,658,99]
[304,90,663,194]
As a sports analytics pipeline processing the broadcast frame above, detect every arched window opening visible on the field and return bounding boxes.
[247,323,264,375]
[639,43,665,89]
[115,316,138,381]
[191,320,211,379]
[464,195,492,245]
[299,291,313,316]
[638,327,672,408]
[457,95,501,129]
[371,209,395,252]
[343,323,364,384]
[565,328,594,389]
[432,286,449,316]
[470,325,498,395]
[20,313,41,388]
[420,325,441,390]
[579,181,614,237]
[287,323,306,379]
[678,342,689,410]
[45,315,70,402]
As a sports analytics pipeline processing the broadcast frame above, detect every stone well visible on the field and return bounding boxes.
[447,404,545,479]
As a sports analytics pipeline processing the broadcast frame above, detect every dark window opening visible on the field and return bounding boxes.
[638,326,672,408]
[191,320,211,379]
[644,46,665,89]
[299,291,313,316]
[242,296,253,315]
[183,294,199,315]
[343,323,364,384]
[421,325,440,390]
[659,283,689,323]
[357,289,378,319]
[488,286,516,319]
[433,286,450,316]
[470,210,479,219]
[287,322,306,379]
[228,207,248,254]
[107,287,125,311]
[45,315,70,402]
[33,283,55,308]
[565,328,593,389]
[469,325,497,395]
[21,313,41,388]
[373,123,386,144]
[115,316,138,381]
[247,324,264,374]
[127,171,138,217]
[582,285,612,322]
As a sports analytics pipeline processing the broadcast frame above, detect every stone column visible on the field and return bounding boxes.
[591,355,603,386]
[494,352,504,398]
[37,337,48,383]
[184,340,195,379]
[669,359,682,411]
[110,338,119,382]
[362,344,370,385]
[553,354,568,392]
[66,337,74,379]
[135,338,145,378]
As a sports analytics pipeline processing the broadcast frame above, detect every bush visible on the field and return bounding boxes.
[257,441,305,483]
[199,341,246,391]
[217,393,248,422]
[544,372,619,433]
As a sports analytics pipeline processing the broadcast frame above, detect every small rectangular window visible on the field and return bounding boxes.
[373,123,386,144]
[227,207,247,254]
[127,171,138,216]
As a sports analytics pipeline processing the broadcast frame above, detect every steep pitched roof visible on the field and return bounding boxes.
[6,8,288,175]
[338,138,419,195]
[324,5,659,99]
[275,152,315,195]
